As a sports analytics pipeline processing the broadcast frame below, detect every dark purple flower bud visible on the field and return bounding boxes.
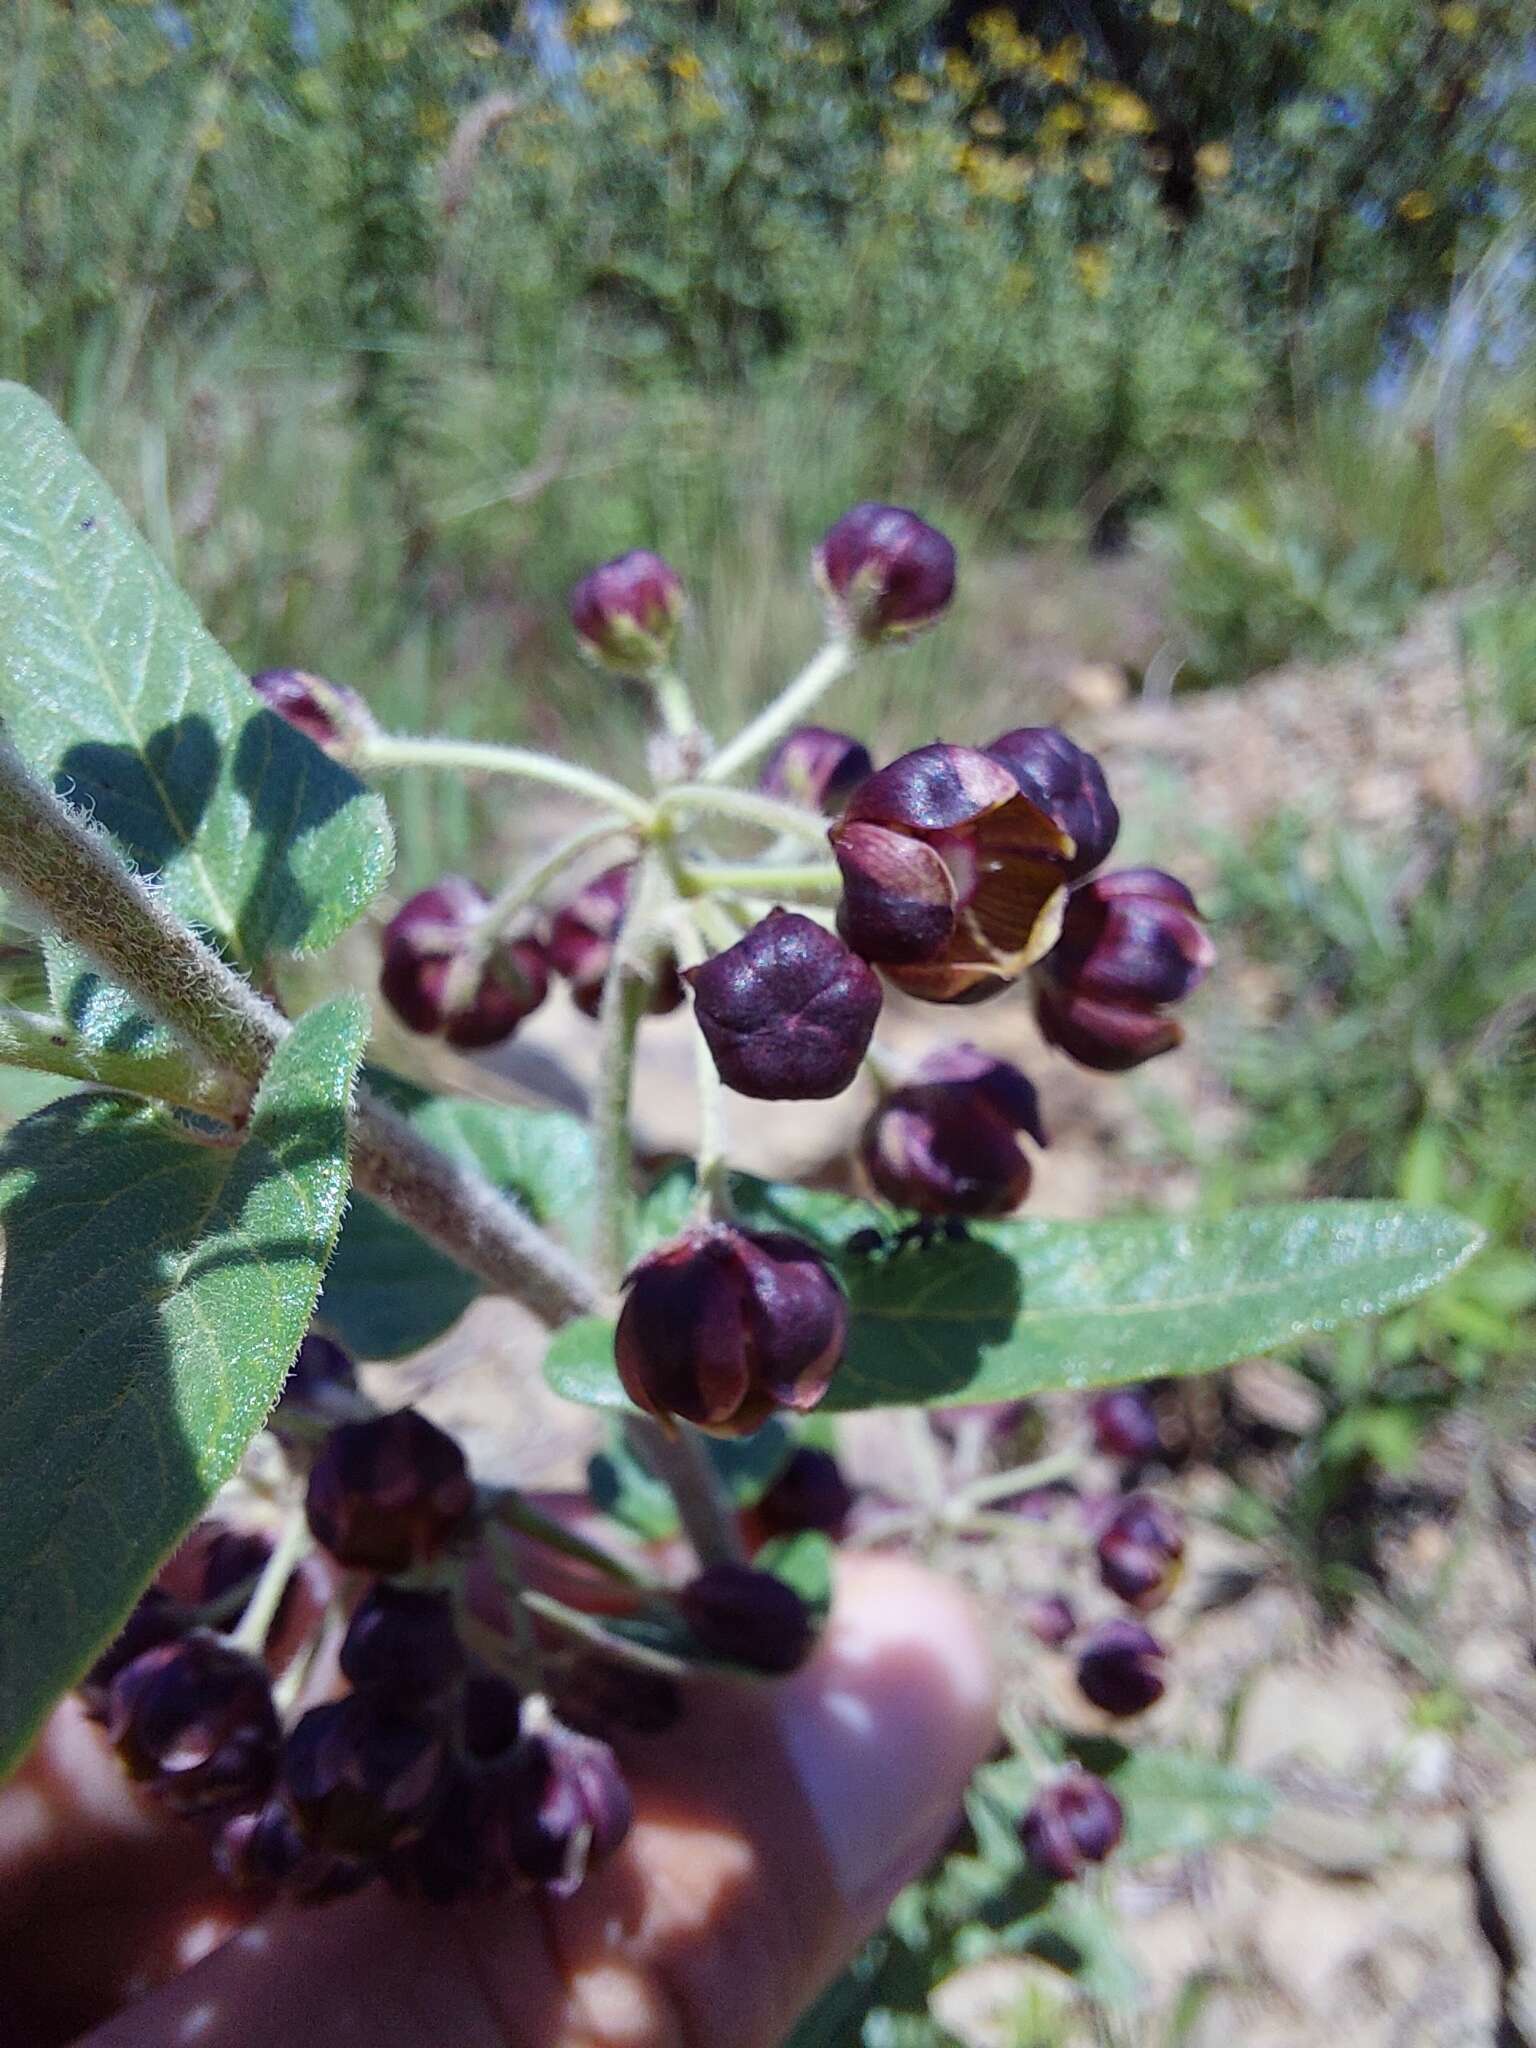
[749,1445,855,1543]
[686,909,882,1101]
[813,504,957,643]
[760,727,874,813]
[505,1713,633,1895]
[547,864,684,1021]
[340,1585,466,1705]
[250,668,375,755]
[305,1409,474,1574]
[1037,868,1214,1072]
[569,549,686,673]
[273,1331,360,1438]
[1020,1764,1124,1881]
[107,1632,279,1817]
[462,1672,524,1762]
[79,1589,191,1720]
[215,1799,372,1903]
[1096,1494,1185,1612]
[1021,1593,1077,1648]
[676,1562,815,1674]
[985,727,1119,880]
[386,1769,513,1902]
[283,1696,446,1856]
[381,875,550,1051]
[1075,1618,1167,1717]
[861,1042,1046,1218]
[1034,985,1185,1072]
[616,1225,846,1436]
[831,745,1072,1002]
[553,1657,684,1740]
[1089,1387,1162,1463]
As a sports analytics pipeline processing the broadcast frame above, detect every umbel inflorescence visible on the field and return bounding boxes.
[88,504,1212,1910]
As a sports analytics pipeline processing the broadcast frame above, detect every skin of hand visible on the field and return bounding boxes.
[0,1554,996,2048]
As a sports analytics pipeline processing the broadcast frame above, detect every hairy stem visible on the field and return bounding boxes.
[678,859,841,903]
[660,783,834,847]
[478,818,632,953]
[698,640,855,785]
[230,1511,311,1658]
[0,742,598,1325]
[356,734,656,827]
[625,1416,748,1569]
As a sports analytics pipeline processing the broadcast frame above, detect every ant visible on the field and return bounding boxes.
[845,1217,971,1259]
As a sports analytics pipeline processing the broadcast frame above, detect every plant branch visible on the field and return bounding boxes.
[698,639,855,785]
[355,734,656,827]
[624,1416,749,1568]
[0,1002,248,1119]
[660,783,835,847]
[678,858,841,903]
[0,742,599,1326]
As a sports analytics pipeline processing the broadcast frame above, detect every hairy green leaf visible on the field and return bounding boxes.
[320,1074,594,1357]
[0,997,367,1777]
[0,383,392,966]
[545,1194,1482,1411]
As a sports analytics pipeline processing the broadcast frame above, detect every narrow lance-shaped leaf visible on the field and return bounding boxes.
[0,996,369,1778]
[543,1191,1483,1412]
[0,382,393,968]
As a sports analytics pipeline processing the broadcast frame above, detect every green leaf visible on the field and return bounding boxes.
[0,996,368,1776]
[0,382,392,967]
[756,1530,834,1622]
[320,1074,595,1357]
[545,1195,1483,1412]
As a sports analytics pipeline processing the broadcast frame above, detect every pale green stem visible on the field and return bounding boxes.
[592,935,652,1292]
[624,1415,748,1568]
[474,818,632,967]
[649,666,709,752]
[953,1444,1084,1513]
[0,1003,248,1119]
[675,915,731,1222]
[356,733,656,828]
[678,859,841,903]
[905,1409,948,1515]
[698,640,856,785]
[490,1488,658,1593]
[518,1587,695,1680]
[861,1040,904,1094]
[231,1511,310,1657]
[660,783,835,847]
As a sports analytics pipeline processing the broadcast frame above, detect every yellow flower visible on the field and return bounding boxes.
[667,49,702,81]
[970,107,1006,138]
[1195,140,1233,182]
[891,74,933,103]
[1080,151,1114,187]
[1041,101,1087,140]
[464,31,501,60]
[809,38,845,66]
[958,145,1031,201]
[1075,244,1111,297]
[682,87,722,123]
[1040,37,1084,86]
[571,0,630,36]
[1440,2,1478,33]
[974,8,1020,44]
[1091,84,1153,134]
[1397,189,1435,222]
[944,51,981,94]
[192,118,226,154]
[1505,415,1536,453]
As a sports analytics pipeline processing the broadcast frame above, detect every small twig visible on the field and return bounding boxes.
[699,640,856,785]
[356,734,655,828]
[230,1512,310,1658]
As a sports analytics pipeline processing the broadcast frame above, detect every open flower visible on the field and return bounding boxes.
[831,743,1073,1001]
